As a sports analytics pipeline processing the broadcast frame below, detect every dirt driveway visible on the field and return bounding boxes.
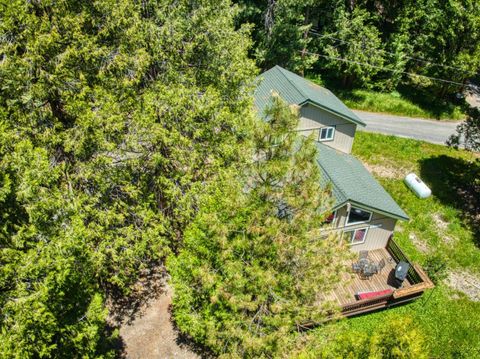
[118,286,200,359]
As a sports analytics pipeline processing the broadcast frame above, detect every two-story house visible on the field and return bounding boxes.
[254,65,408,252]
[254,66,433,316]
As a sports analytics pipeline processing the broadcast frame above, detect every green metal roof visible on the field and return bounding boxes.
[316,142,409,221]
[254,66,366,127]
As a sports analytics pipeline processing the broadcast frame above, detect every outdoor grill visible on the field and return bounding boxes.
[394,261,410,288]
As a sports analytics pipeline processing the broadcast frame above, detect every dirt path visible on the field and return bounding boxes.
[118,286,200,359]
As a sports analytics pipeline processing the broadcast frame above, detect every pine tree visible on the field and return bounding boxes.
[318,4,385,88]
[237,0,318,72]
[0,0,255,356]
[169,95,351,357]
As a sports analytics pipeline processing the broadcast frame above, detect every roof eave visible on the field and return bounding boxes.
[332,200,410,222]
[300,100,366,127]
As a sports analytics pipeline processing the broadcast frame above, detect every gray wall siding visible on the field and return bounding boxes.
[298,104,356,153]
[332,205,397,252]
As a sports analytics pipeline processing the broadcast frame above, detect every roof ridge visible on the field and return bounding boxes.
[276,67,365,127]
[276,66,308,102]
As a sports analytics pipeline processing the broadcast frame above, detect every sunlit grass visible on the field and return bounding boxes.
[320,132,480,358]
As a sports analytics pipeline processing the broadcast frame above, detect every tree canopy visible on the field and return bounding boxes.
[169,95,351,357]
[0,0,255,356]
[235,0,480,95]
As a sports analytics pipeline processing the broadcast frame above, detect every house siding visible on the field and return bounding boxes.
[298,103,356,154]
[333,205,397,252]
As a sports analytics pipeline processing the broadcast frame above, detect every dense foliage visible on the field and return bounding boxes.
[449,108,480,151]
[0,0,255,356]
[169,96,352,357]
[1,0,478,358]
[236,0,480,95]
[293,316,428,358]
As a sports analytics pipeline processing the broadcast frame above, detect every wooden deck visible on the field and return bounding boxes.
[302,238,434,326]
[321,248,410,307]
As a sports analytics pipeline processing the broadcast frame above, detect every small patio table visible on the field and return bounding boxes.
[357,258,370,269]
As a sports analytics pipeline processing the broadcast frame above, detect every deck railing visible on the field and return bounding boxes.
[386,237,423,284]
[340,237,434,317]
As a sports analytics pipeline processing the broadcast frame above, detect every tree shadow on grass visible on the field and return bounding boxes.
[396,85,468,120]
[419,155,480,245]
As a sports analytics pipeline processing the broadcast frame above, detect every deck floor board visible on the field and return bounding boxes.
[321,248,412,307]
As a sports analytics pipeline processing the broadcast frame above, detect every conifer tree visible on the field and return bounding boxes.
[0,0,255,356]
[169,95,351,357]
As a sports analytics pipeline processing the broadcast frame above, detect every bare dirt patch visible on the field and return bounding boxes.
[118,286,201,359]
[106,266,204,359]
[445,270,480,302]
[432,213,449,231]
[409,232,429,253]
[363,162,405,179]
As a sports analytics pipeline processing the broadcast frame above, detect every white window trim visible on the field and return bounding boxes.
[345,227,369,245]
[345,207,373,226]
[319,126,335,142]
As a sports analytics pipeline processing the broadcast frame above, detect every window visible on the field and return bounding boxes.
[319,126,335,141]
[346,207,372,225]
[323,211,337,225]
[344,227,369,245]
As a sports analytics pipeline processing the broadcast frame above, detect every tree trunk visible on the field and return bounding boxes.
[265,0,276,39]
[300,7,311,77]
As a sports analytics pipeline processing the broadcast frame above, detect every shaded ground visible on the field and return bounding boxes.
[465,84,480,109]
[419,155,480,245]
[118,286,201,359]
[105,266,207,358]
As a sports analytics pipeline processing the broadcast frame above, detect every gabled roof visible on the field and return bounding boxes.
[254,65,366,127]
[316,142,409,221]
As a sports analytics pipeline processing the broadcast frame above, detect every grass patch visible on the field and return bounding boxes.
[307,287,480,358]
[339,88,465,121]
[307,76,467,120]
[352,131,479,270]
[307,132,480,358]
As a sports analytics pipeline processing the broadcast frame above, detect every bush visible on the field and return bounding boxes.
[423,254,448,284]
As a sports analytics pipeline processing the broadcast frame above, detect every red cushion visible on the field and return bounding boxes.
[357,289,393,300]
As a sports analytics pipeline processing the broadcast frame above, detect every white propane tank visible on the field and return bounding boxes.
[404,173,431,198]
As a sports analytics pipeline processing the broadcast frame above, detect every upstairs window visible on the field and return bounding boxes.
[346,207,372,225]
[319,126,335,141]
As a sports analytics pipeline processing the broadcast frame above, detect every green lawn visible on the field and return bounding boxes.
[307,76,467,120]
[308,132,480,358]
[338,89,465,121]
[352,132,479,271]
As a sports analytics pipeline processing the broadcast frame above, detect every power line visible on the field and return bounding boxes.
[301,49,473,88]
[308,29,472,74]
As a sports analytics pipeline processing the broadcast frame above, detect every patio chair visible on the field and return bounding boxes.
[377,259,386,273]
[358,250,369,260]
